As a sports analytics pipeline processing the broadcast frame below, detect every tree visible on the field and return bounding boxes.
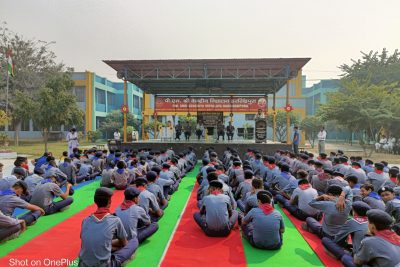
[0,22,64,145]
[144,119,164,139]
[300,116,323,148]
[32,72,84,152]
[268,110,300,142]
[99,110,139,138]
[317,81,400,156]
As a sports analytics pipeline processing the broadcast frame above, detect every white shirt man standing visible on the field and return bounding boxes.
[114,129,121,144]
[317,127,327,154]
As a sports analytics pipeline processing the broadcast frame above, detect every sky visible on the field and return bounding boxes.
[0,0,399,87]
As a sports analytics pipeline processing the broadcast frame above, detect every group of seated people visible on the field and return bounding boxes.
[0,146,196,267]
[193,147,400,267]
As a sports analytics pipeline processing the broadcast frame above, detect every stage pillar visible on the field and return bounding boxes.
[286,82,291,143]
[273,92,276,142]
[123,78,128,143]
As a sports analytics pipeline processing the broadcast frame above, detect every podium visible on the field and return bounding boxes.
[255,118,267,143]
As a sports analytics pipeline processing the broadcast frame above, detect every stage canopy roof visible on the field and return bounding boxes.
[103,58,311,95]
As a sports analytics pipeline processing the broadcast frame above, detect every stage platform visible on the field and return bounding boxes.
[111,140,292,156]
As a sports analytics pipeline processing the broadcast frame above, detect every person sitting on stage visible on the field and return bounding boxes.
[241,190,284,250]
[79,187,138,267]
[175,121,182,141]
[115,187,159,244]
[194,180,238,237]
[195,121,204,141]
[226,121,235,141]
[216,120,225,141]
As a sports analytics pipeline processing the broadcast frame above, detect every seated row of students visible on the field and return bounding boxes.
[0,146,195,245]
[78,147,196,266]
[194,147,400,266]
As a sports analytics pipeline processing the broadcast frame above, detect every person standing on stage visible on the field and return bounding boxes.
[226,121,235,141]
[317,127,327,154]
[292,126,300,155]
[217,120,225,141]
[184,121,192,141]
[66,128,79,157]
[114,129,121,144]
[175,121,182,141]
[255,109,266,119]
[196,121,205,141]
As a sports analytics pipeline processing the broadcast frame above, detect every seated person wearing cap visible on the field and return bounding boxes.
[241,190,284,250]
[353,209,400,267]
[311,167,332,195]
[91,152,105,178]
[151,166,174,199]
[116,187,159,244]
[194,180,238,237]
[238,178,265,214]
[303,185,352,239]
[59,158,77,184]
[79,187,138,267]
[345,175,362,202]
[101,162,115,188]
[360,184,385,210]
[262,157,281,190]
[25,168,45,195]
[366,163,389,192]
[0,210,26,242]
[322,201,370,265]
[44,159,68,186]
[270,164,297,196]
[111,161,130,190]
[234,170,254,201]
[379,186,400,235]
[275,179,320,221]
[29,175,73,215]
[0,181,45,225]
[146,171,168,210]
[346,162,367,184]
[198,172,236,210]
[160,163,179,194]
[136,178,164,222]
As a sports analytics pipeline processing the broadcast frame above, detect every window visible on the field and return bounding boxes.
[21,120,30,131]
[133,95,140,109]
[73,86,86,102]
[96,116,106,130]
[139,97,143,110]
[33,121,40,131]
[107,92,115,106]
[96,89,106,104]
[245,114,255,121]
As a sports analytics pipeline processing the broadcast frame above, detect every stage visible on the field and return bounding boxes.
[111,140,292,156]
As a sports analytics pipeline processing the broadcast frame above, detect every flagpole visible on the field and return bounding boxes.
[5,69,9,115]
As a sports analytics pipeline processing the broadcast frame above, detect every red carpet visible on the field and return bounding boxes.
[0,190,125,267]
[161,184,247,267]
[281,208,342,267]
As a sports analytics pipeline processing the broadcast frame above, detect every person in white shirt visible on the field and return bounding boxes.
[66,128,79,156]
[114,129,121,144]
[317,127,327,154]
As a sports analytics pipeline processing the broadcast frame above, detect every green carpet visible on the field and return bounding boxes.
[0,180,101,257]
[242,206,324,267]
[125,164,200,267]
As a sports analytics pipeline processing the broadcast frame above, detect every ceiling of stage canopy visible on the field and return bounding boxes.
[103,58,311,95]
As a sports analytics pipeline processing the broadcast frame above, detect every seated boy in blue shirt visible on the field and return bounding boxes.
[322,201,370,266]
[79,187,138,267]
[241,190,284,250]
[116,187,159,244]
[193,180,238,237]
[379,186,400,235]
[303,185,352,239]
[354,209,400,267]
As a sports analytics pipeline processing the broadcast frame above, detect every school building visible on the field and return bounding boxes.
[3,71,143,140]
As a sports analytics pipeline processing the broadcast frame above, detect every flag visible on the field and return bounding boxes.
[7,50,14,77]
